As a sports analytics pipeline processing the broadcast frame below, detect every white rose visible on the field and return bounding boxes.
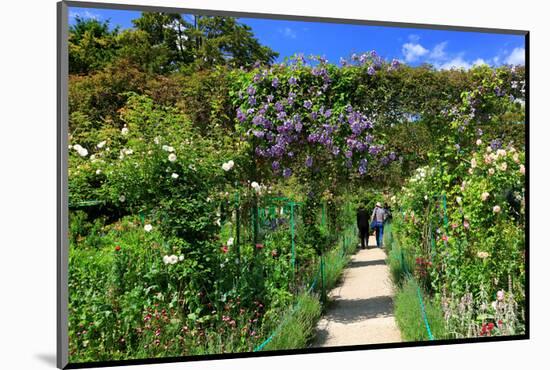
[97,140,107,149]
[171,173,179,179]
[121,127,129,135]
[476,139,482,146]
[144,224,153,232]
[168,153,177,162]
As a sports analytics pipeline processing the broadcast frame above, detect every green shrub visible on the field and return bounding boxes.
[394,278,447,341]
[262,293,321,351]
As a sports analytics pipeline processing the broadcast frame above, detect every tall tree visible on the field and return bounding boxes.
[132,12,278,69]
[69,17,119,74]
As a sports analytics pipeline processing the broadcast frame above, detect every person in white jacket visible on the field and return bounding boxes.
[370,202,387,247]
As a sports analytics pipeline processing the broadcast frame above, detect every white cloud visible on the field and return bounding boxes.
[472,58,487,67]
[436,57,486,70]
[429,42,448,60]
[505,47,525,65]
[279,27,297,39]
[402,42,429,62]
[438,57,472,70]
[69,10,101,20]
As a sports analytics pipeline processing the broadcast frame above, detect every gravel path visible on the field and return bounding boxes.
[312,235,402,347]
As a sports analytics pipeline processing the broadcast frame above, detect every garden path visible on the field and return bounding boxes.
[312,235,402,347]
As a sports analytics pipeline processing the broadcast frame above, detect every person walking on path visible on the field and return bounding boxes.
[370,202,387,248]
[356,203,370,249]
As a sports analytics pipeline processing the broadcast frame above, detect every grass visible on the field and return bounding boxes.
[385,222,447,341]
[262,293,322,351]
[394,278,447,341]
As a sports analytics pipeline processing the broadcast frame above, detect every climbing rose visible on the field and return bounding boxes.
[493,205,501,213]
[222,160,234,171]
[477,251,489,259]
[227,237,234,247]
[255,243,264,249]
[221,245,229,253]
[168,153,177,162]
[144,224,153,232]
[476,139,482,146]
[520,164,525,174]
[481,192,490,201]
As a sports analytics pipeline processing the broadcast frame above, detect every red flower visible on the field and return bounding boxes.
[221,245,229,253]
[441,235,448,242]
[487,322,495,331]
[480,324,487,335]
[115,245,121,251]
[255,243,264,249]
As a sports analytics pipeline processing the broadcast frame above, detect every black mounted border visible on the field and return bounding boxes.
[57,1,530,369]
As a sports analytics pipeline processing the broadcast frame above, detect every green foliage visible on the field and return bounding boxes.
[67,13,526,358]
[394,278,447,341]
[262,293,321,351]
[69,17,119,74]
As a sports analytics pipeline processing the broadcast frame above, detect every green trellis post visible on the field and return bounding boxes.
[290,202,296,276]
[442,193,448,229]
[320,254,326,304]
[235,191,241,263]
[321,201,326,228]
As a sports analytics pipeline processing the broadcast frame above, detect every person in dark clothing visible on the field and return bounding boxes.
[384,202,392,222]
[356,204,370,249]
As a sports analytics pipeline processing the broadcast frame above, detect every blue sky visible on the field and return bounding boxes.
[69,6,525,69]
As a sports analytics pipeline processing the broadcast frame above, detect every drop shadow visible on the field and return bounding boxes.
[323,296,395,324]
[347,259,387,269]
[311,328,330,347]
[35,353,56,367]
